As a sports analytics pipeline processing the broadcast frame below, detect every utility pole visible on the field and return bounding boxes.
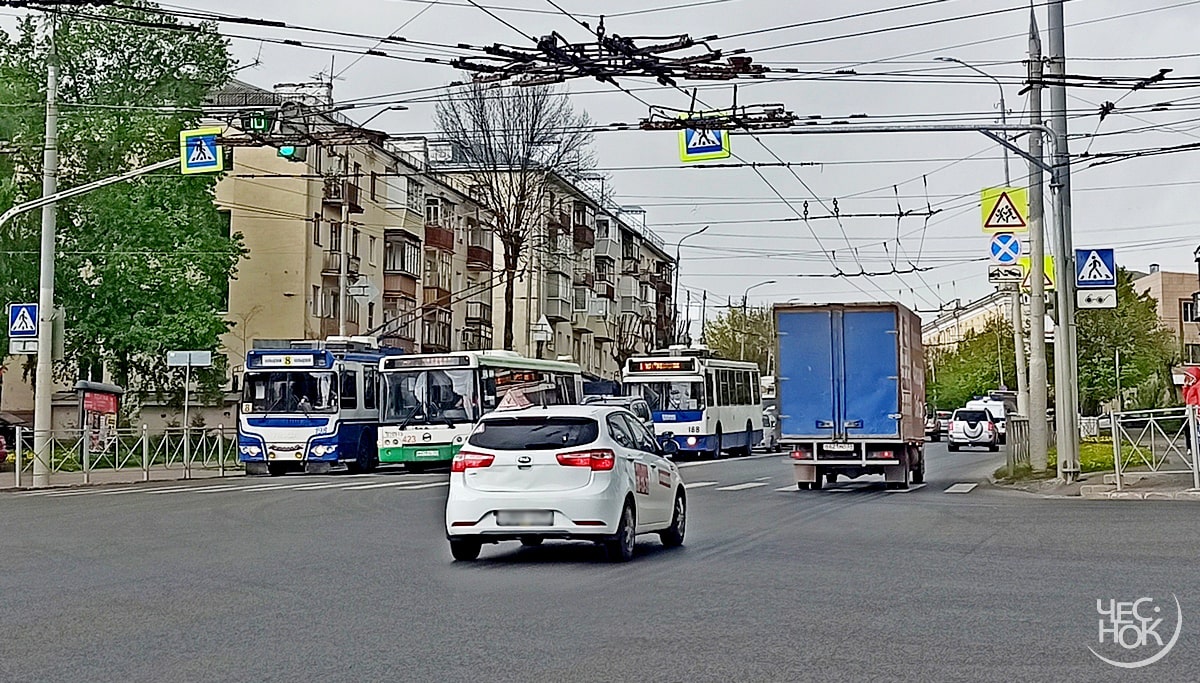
[337,150,349,337]
[1048,0,1081,481]
[32,17,59,488]
[1026,12,1050,474]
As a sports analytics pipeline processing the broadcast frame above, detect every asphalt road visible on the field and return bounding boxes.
[1,445,1198,682]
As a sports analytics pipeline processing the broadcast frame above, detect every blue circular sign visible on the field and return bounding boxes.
[990,233,1021,265]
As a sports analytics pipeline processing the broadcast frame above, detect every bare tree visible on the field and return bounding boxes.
[435,82,594,350]
[610,312,647,372]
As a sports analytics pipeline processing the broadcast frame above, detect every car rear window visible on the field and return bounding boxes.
[468,416,599,450]
[937,411,953,419]
[954,410,990,422]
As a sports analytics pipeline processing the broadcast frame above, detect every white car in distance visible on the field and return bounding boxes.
[445,405,686,562]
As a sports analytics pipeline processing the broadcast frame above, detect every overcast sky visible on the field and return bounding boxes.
[49,1,1200,316]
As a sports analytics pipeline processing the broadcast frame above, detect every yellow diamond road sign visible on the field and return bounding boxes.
[981,186,1029,234]
[1019,255,1055,291]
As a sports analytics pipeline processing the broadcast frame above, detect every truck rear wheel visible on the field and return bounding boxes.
[912,449,926,484]
[885,453,911,490]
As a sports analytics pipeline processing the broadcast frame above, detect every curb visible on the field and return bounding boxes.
[1079,489,1200,501]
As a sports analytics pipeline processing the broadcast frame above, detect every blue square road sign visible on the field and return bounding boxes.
[1075,248,1116,289]
[8,303,38,338]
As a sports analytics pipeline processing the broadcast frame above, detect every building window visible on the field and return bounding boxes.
[370,172,378,202]
[313,213,322,246]
[368,302,376,330]
[329,221,342,251]
[385,238,420,276]
[368,236,378,266]
[351,229,361,258]
[312,285,322,317]
[406,179,423,213]
[1182,299,1199,323]
[1187,344,1200,364]
[425,197,441,225]
[545,272,570,301]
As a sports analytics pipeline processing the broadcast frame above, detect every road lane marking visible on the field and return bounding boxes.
[774,485,797,492]
[43,490,98,497]
[145,486,208,494]
[342,480,425,490]
[682,481,718,489]
[181,485,247,493]
[290,482,365,491]
[944,483,978,494]
[715,482,769,491]
[885,483,927,493]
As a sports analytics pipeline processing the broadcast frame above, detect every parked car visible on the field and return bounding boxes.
[947,409,999,452]
[444,405,685,562]
[581,395,654,434]
[760,411,781,452]
[925,410,952,442]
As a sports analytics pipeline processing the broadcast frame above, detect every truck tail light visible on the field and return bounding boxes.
[872,450,896,460]
[556,449,615,471]
[790,448,811,460]
[451,451,494,472]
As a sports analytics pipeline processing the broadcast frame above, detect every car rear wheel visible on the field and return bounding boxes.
[605,501,636,562]
[989,444,1000,452]
[948,443,960,452]
[449,538,482,562]
[660,491,686,548]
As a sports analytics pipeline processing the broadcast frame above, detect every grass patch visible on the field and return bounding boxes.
[994,439,1114,481]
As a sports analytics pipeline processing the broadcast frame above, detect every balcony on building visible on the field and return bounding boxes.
[466,299,492,324]
[423,285,452,309]
[425,220,454,252]
[594,219,620,261]
[573,267,595,288]
[321,250,360,276]
[320,318,360,339]
[378,300,418,353]
[594,275,616,301]
[322,175,364,214]
[545,295,571,323]
[461,323,493,352]
[466,220,493,271]
[422,309,453,353]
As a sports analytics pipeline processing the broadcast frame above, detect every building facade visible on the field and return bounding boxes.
[1134,266,1200,365]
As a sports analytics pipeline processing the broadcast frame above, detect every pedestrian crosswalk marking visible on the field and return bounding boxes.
[715,482,769,491]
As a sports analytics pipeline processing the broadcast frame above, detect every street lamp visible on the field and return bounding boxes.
[935,56,1011,185]
[673,225,709,345]
[741,279,777,360]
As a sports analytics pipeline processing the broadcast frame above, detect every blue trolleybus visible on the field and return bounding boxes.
[238,337,403,475]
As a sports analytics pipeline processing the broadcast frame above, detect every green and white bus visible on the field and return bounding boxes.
[377,351,585,469]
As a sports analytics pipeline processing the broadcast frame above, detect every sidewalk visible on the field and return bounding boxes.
[0,463,241,491]
[1078,472,1200,501]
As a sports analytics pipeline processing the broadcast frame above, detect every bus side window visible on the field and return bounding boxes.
[341,370,359,410]
[480,369,498,411]
[751,372,761,405]
[556,373,578,405]
[706,374,715,408]
[363,367,378,411]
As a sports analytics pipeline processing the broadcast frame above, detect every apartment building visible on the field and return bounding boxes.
[921,290,1013,349]
[436,166,676,379]
[1135,265,1200,364]
[209,81,494,373]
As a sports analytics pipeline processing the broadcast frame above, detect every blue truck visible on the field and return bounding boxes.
[774,302,926,490]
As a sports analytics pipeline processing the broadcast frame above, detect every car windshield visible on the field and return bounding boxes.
[383,369,478,425]
[468,416,598,450]
[955,410,990,422]
[242,371,338,414]
[630,381,704,412]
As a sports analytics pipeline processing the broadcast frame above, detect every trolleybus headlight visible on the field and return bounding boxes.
[686,436,698,447]
[239,445,262,456]
[311,444,338,456]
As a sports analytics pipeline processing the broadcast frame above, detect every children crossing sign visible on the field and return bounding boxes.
[179,127,223,175]
[980,186,1029,234]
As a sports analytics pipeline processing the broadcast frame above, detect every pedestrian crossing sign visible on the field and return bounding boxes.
[981,186,1029,234]
[678,115,731,162]
[179,127,223,175]
[1019,255,1055,292]
[1075,248,1116,288]
[7,302,38,338]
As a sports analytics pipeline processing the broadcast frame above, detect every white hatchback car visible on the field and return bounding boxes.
[445,405,686,562]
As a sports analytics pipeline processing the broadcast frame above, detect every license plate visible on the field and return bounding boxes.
[823,443,855,452]
[496,511,554,527]
[415,450,440,458]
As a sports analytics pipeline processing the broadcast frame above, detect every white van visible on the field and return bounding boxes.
[965,399,1007,443]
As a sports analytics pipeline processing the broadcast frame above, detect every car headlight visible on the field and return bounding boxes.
[239,445,262,456]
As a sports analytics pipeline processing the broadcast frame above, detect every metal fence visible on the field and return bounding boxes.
[1006,415,1030,476]
[1111,407,1199,491]
[11,425,242,489]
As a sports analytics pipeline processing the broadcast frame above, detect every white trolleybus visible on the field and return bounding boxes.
[238,337,403,476]
[623,347,763,459]
[377,351,584,470]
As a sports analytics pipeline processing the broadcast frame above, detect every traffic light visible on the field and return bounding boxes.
[277,144,308,162]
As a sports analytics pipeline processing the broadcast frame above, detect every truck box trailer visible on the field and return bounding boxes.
[774,302,926,490]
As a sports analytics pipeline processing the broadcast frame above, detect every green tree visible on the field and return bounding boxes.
[926,315,1016,410]
[0,4,243,407]
[702,306,773,373]
[1076,268,1177,414]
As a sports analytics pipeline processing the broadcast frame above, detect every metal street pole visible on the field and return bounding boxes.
[1048,0,1081,481]
[740,280,776,360]
[32,18,59,488]
[673,225,709,344]
[937,55,1028,417]
[1026,14,1051,473]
